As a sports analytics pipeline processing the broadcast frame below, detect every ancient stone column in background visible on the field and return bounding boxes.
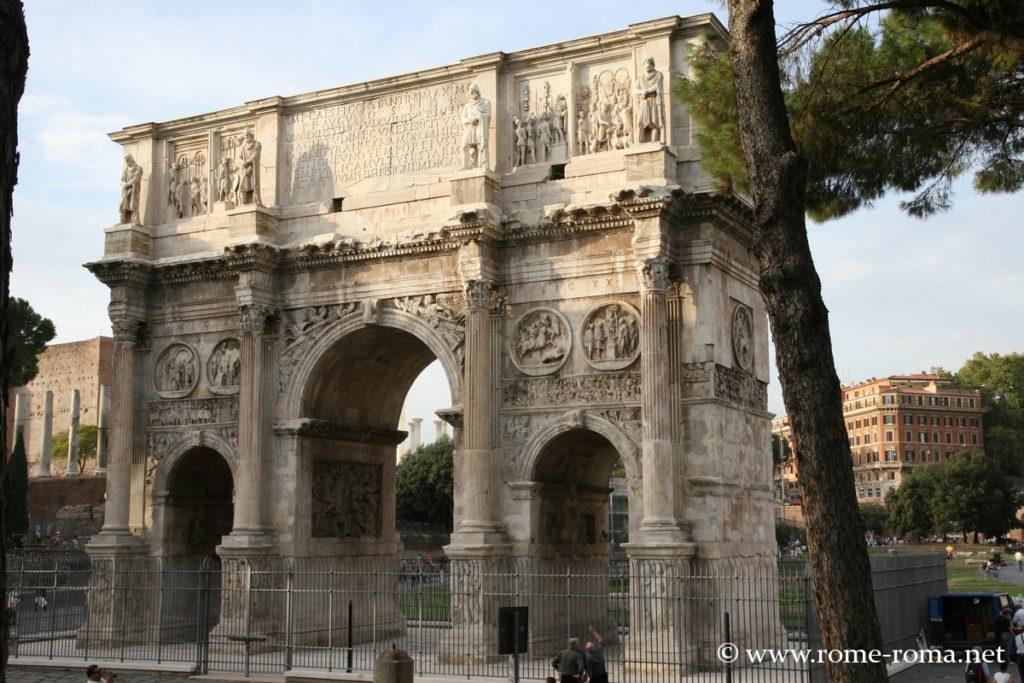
[65,389,81,476]
[434,419,446,442]
[410,418,423,451]
[95,384,111,474]
[37,390,53,477]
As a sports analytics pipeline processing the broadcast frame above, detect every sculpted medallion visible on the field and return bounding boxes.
[581,301,640,371]
[510,307,571,376]
[732,303,754,373]
[154,343,199,399]
[207,338,241,395]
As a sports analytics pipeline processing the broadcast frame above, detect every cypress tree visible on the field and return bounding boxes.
[5,431,28,546]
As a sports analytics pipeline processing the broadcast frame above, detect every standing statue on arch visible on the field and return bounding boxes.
[460,83,491,170]
[119,154,143,225]
[635,57,664,144]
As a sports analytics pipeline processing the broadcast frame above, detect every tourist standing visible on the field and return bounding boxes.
[1016,549,1022,571]
[585,624,608,683]
[552,637,585,682]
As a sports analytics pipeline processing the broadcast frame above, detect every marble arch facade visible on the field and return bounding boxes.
[86,14,775,661]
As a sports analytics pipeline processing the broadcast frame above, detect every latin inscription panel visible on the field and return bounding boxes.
[284,82,467,203]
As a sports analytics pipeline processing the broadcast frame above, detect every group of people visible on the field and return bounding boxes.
[979,603,1024,682]
[549,624,608,683]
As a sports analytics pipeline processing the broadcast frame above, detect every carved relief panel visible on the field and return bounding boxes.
[154,343,200,399]
[166,135,209,221]
[510,307,571,377]
[580,301,640,371]
[575,61,634,156]
[212,125,260,208]
[311,459,383,538]
[511,74,570,168]
[207,338,241,395]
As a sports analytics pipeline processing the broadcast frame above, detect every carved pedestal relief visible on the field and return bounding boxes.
[512,79,568,168]
[581,301,640,371]
[166,135,209,220]
[154,343,199,399]
[578,68,633,155]
[207,338,241,395]
[311,459,382,538]
[510,307,571,376]
[731,303,754,373]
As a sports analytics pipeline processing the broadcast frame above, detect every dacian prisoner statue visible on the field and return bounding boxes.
[460,82,491,170]
[635,57,664,144]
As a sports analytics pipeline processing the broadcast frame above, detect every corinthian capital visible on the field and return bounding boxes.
[637,256,672,291]
[110,317,146,344]
[464,279,497,311]
[239,304,277,333]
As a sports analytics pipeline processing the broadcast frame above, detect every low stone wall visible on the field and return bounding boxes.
[28,476,106,538]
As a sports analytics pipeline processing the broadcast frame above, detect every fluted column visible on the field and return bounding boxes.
[220,303,275,553]
[65,389,81,476]
[636,257,682,539]
[458,280,498,535]
[94,318,144,544]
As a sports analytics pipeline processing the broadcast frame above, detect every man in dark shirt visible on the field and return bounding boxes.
[585,623,608,683]
[552,637,585,682]
[997,606,1015,665]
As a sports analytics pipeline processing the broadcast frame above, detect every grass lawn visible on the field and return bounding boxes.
[946,561,1023,595]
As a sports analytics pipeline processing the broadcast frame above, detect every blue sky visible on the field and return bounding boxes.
[12,1,1023,422]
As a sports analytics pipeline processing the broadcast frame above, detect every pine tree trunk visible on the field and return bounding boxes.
[0,1,29,679]
[725,1,888,681]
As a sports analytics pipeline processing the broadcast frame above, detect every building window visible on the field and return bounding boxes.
[972,433,979,445]
[959,433,965,445]
[888,471,896,480]
[856,419,862,429]
[872,416,878,426]
[884,415,895,424]
[969,398,976,408]
[970,418,979,427]
[918,416,927,425]
[945,433,952,444]
[943,397,949,407]
[957,397,963,407]
[847,421,853,430]
[856,436,861,445]
[945,417,953,427]
[906,450,915,463]
[904,415,912,425]
[883,395,894,405]
[919,432,927,443]
[959,417,966,427]
[933,432,939,443]
[885,450,897,462]
[886,431,893,441]
[917,396,923,406]
[932,417,940,426]
[905,430,912,442]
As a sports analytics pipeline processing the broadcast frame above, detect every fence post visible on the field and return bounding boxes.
[286,559,295,671]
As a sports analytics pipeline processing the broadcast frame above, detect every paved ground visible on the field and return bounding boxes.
[999,563,1024,588]
[8,666,193,683]
[893,660,1024,681]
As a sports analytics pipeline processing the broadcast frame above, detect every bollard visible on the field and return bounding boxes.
[374,647,413,683]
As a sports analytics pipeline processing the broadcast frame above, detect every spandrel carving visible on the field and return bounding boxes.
[581,302,640,371]
[510,308,571,377]
[392,294,465,366]
[153,343,199,399]
[311,459,382,538]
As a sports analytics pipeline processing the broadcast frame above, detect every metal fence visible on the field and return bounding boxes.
[7,550,822,682]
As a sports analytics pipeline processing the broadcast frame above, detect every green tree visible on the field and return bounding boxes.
[932,450,1019,542]
[953,352,1024,474]
[886,465,941,539]
[772,433,792,469]
[689,4,1024,679]
[6,297,55,388]
[678,2,1024,222]
[4,430,27,546]
[859,503,888,537]
[50,425,98,474]
[395,435,454,532]
[1,1,30,673]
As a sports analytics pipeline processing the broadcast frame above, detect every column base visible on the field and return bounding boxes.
[217,528,277,558]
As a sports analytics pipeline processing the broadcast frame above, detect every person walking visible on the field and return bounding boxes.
[585,624,608,683]
[1016,549,1022,571]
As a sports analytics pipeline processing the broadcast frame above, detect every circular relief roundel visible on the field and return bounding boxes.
[580,301,640,371]
[207,338,242,395]
[510,307,572,377]
[154,343,199,398]
[732,304,754,373]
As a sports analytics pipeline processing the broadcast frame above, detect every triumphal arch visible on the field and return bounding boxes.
[86,14,774,664]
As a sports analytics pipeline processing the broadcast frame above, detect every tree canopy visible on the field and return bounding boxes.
[953,351,1024,474]
[886,450,1019,540]
[395,435,454,532]
[7,297,55,388]
[677,1,1024,221]
[51,425,98,474]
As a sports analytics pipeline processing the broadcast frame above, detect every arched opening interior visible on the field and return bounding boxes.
[163,447,233,559]
[533,429,621,558]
